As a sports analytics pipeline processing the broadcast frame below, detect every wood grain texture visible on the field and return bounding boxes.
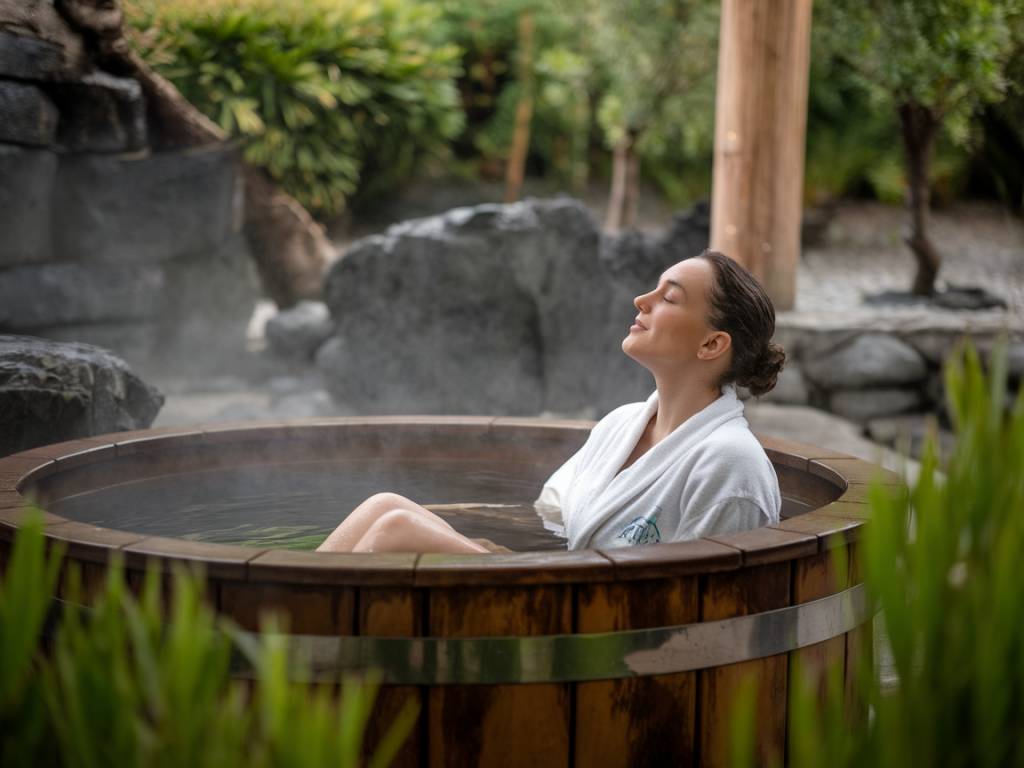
[218,581,355,634]
[699,562,791,768]
[359,587,423,768]
[427,585,572,768]
[575,577,699,767]
[790,548,850,715]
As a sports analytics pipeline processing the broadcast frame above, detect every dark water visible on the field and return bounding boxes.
[47,459,569,552]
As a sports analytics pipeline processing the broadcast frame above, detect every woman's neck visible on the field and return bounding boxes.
[649,372,722,443]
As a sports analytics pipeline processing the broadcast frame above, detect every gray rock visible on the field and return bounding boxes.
[0,261,165,329]
[0,143,57,266]
[0,334,164,456]
[758,365,809,405]
[0,80,58,146]
[156,235,261,373]
[50,71,147,153]
[322,198,642,415]
[265,301,334,360]
[829,387,924,422]
[903,330,956,365]
[0,31,63,80]
[804,333,928,389]
[866,413,955,460]
[52,144,240,263]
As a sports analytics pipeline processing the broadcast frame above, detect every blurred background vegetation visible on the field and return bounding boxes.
[123,0,1024,223]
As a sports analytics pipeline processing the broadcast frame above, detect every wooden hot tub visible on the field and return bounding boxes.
[0,418,899,767]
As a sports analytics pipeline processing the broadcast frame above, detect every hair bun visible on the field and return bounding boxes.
[738,342,786,397]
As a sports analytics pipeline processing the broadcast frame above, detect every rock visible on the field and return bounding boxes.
[0,80,58,146]
[758,365,809,405]
[156,234,261,373]
[50,71,147,153]
[0,261,165,329]
[0,334,164,456]
[829,387,923,422]
[903,330,957,365]
[803,333,928,389]
[0,0,90,77]
[0,30,63,80]
[0,143,57,266]
[52,144,241,263]
[265,301,334,360]
[322,198,640,415]
[866,413,955,460]
[932,284,1007,311]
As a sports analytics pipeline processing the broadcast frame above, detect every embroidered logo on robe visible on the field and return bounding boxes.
[616,509,662,545]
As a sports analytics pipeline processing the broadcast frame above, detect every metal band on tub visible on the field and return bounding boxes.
[230,582,871,685]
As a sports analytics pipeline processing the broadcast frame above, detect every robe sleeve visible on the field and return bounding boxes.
[532,445,585,536]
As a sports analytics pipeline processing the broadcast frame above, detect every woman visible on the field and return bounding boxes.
[317,249,784,554]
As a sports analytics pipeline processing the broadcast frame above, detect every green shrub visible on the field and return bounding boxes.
[126,0,464,218]
[0,515,416,767]
[732,341,1024,767]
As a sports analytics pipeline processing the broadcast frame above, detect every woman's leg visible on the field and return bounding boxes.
[317,492,457,553]
[352,509,489,554]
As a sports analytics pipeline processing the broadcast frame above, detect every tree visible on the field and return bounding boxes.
[820,0,1022,296]
[571,0,718,232]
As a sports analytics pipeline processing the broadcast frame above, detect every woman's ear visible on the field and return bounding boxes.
[698,331,732,361]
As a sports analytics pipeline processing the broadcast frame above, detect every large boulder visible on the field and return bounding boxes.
[320,198,684,415]
[803,333,929,390]
[0,335,164,456]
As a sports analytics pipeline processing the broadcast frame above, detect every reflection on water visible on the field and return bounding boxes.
[48,459,569,551]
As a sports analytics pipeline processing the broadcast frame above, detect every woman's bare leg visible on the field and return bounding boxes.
[317,492,457,552]
[352,509,489,554]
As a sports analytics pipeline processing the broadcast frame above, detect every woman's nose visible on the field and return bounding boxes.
[634,292,651,311]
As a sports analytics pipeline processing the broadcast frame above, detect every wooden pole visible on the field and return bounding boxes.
[710,0,813,311]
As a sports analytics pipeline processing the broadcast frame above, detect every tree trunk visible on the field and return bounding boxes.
[504,10,535,203]
[622,133,640,230]
[898,102,941,296]
[605,130,638,233]
[56,0,332,308]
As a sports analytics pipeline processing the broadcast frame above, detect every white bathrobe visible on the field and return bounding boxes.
[536,386,780,550]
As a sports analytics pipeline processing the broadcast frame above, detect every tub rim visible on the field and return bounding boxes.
[0,417,903,586]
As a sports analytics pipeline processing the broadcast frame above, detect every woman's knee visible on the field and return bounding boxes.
[366,492,410,508]
[358,509,420,550]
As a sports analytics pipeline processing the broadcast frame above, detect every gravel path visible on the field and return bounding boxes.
[791,202,1024,327]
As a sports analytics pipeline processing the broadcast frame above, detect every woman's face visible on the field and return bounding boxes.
[621,258,720,371]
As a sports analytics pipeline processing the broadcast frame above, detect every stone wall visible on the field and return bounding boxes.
[0,4,258,376]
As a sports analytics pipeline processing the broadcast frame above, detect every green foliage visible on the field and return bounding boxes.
[126,0,464,217]
[0,514,417,767]
[818,0,1022,145]
[735,340,1024,767]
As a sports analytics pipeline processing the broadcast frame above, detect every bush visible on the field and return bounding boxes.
[0,515,416,767]
[126,0,465,218]
[732,341,1024,767]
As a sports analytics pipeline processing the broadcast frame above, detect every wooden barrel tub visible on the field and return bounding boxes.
[0,418,899,767]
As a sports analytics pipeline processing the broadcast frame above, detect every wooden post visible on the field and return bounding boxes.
[710,0,813,311]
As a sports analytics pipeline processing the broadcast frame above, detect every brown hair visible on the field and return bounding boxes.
[697,249,785,397]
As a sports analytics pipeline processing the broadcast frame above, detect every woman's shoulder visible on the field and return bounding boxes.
[691,418,775,473]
